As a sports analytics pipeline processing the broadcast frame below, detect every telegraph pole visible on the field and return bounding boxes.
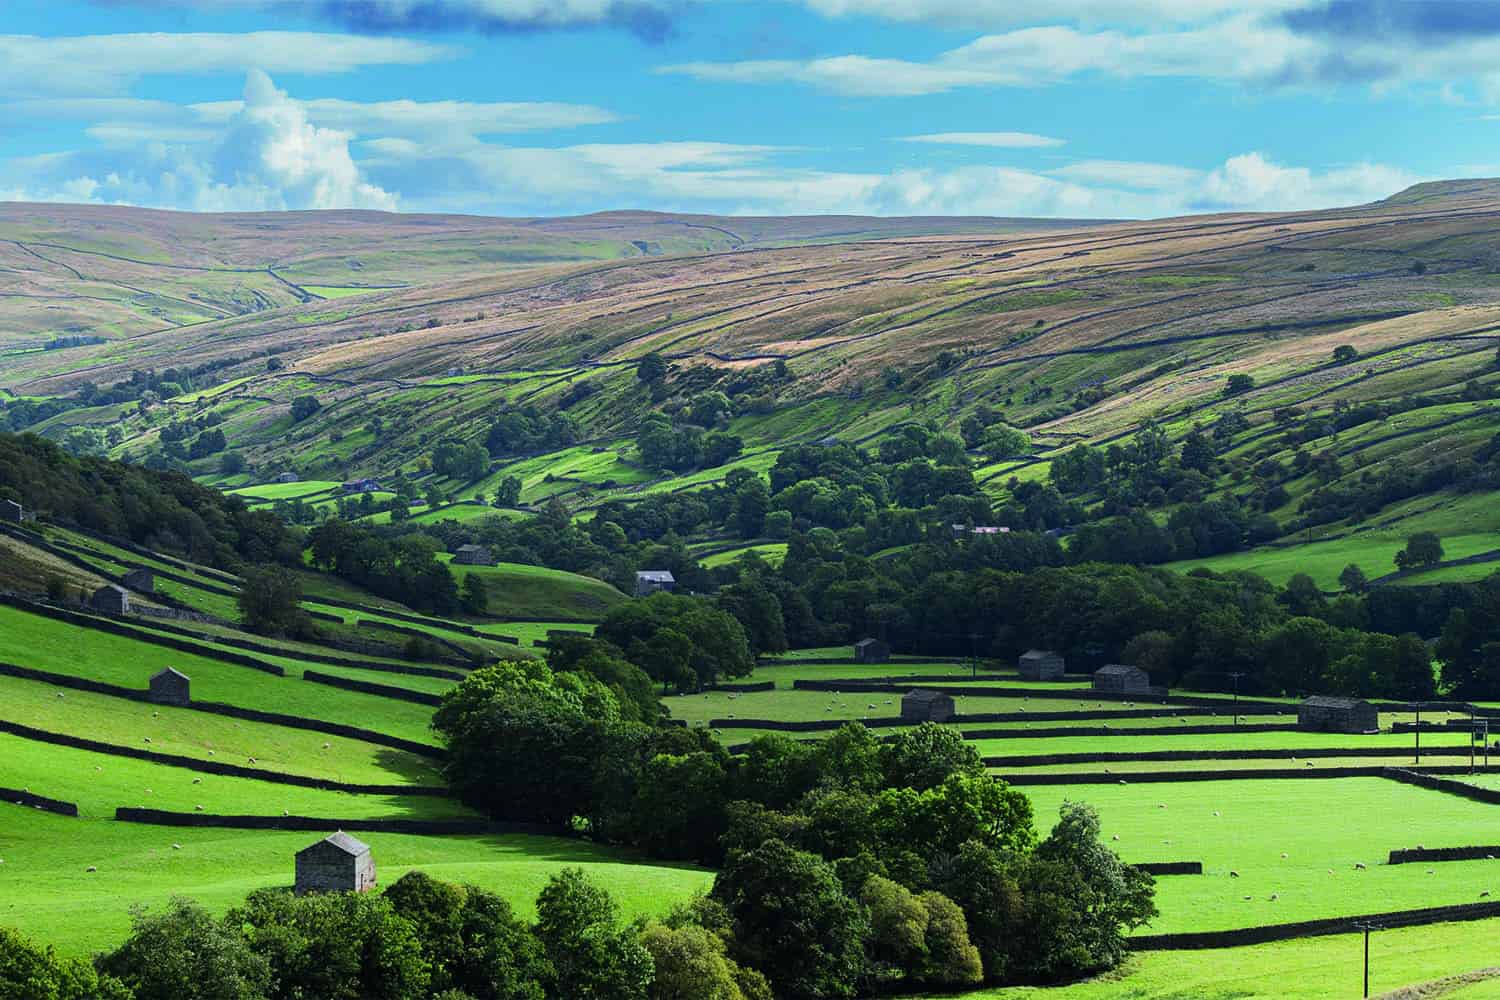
[1353,922,1378,997]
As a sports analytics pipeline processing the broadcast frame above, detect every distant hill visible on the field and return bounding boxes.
[3,182,1499,575]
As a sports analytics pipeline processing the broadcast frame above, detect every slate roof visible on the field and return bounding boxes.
[151,667,189,682]
[636,570,675,582]
[303,831,371,857]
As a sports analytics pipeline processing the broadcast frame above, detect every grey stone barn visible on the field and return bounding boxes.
[1093,663,1151,694]
[89,584,130,615]
[1298,696,1379,734]
[902,689,956,723]
[122,567,155,594]
[0,499,21,523]
[1018,649,1065,681]
[635,570,676,597]
[854,637,891,664]
[275,472,300,484]
[149,667,190,706]
[452,544,496,566]
[295,831,376,895]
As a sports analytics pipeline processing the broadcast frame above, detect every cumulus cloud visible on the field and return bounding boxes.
[1050,159,1203,189]
[0,32,452,98]
[3,71,397,211]
[192,96,619,136]
[800,0,1304,28]
[100,0,684,41]
[900,132,1066,148]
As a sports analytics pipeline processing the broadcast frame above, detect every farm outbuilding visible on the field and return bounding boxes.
[1298,696,1379,734]
[295,831,376,895]
[635,570,676,597]
[275,472,300,484]
[1093,664,1151,694]
[148,667,190,706]
[89,584,130,615]
[0,499,21,523]
[854,637,891,664]
[901,689,955,723]
[453,544,496,566]
[1018,649,1065,681]
[122,568,155,594]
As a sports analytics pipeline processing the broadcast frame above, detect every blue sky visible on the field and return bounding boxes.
[4,0,1500,218]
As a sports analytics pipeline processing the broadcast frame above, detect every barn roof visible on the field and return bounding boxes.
[903,689,950,703]
[93,584,128,598]
[456,544,487,552]
[855,637,885,648]
[1095,663,1146,676]
[300,831,371,857]
[1020,649,1057,660]
[152,667,189,682]
[1302,695,1372,709]
[636,570,675,582]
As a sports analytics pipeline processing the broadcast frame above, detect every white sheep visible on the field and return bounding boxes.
[1229,870,1241,878]
[86,866,97,873]
[1354,862,1367,870]
[172,844,181,850]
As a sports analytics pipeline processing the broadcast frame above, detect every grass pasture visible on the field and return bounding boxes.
[437,555,626,620]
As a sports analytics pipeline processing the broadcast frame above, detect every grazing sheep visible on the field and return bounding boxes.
[247,757,256,764]
[1281,853,1288,859]
[1243,895,1252,901]
[206,751,214,756]
[1482,891,1492,899]
[1270,894,1279,901]
[194,805,204,811]
[1229,870,1241,878]
[1305,761,1315,768]
[1354,863,1367,870]
[1213,811,1221,817]
[172,844,181,850]
[1112,835,1120,841]
[322,743,331,749]
[86,866,97,873]
[142,737,151,743]
[1157,803,1167,809]
[191,778,201,785]
[1118,778,1127,785]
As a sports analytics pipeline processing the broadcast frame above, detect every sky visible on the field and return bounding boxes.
[3,0,1500,219]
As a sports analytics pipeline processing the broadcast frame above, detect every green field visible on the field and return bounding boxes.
[0,807,712,958]
[1168,531,1500,589]
[1023,779,1500,935]
[438,555,626,620]
[931,917,1500,999]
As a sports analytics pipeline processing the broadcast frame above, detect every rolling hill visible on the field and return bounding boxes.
[4,182,1500,572]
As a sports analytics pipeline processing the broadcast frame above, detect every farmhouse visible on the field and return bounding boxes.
[1018,649,1065,681]
[89,584,130,615]
[453,544,496,566]
[1093,663,1151,694]
[951,524,1010,536]
[295,832,376,895]
[1298,696,1379,734]
[635,570,676,597]
[122,567,155,594]
[901,689,955,723]
[853,637,891,664]
[340,478,382,494]
[148,667,190,706]
[0,499,21,523]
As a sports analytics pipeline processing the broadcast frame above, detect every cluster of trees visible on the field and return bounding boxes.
[0,867,768,1000]
[430,440,491,482]
[306,519,460,614]
[485,407,576,458]
[636,412,743,473]
[435,659,1156,995]
[0,432,297,570]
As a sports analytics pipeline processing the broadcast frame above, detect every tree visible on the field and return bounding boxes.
[383,871,548,1000]
[979,424,1030,461]
[0,926,129,1000]
[1332,345,1359,364]
[1223,374,1256,397]
[290,396,321,422]
[637,352,669,384]
[461,573,489,615]
[881,723,983,792]
[638,923,750,1000]
[97,898,270,1000]
[1395,532,1444,572]
[714,840,868,1000]
[237,564,308,636]
[1339,563,1369,594]
[494,475,523,508]
[230,888,430,1000]
[860,877,982,990]
[1391,632,1437,701]
[218,452,246,476]
[536,869,653,1000]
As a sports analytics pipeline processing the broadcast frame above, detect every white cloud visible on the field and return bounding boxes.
[1051,159,1201,189]
[3,71,397,212]
[799,0,1303,28]
[192,97,619,136]
[660,10,1500,100]
[0,32,452,98]
[656,56,1011,97]
[900,132,1065,148]
[1194,152,1418,212]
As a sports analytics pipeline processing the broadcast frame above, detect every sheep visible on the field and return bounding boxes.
[1118,778,1128,785]
[1243,895,1252,901]
[1354,862,1367,870]
[1213,811,1221,817]
[192,778,201,785]
[1229,870,1241,878]
[322,742,331,749]
[194,805,204,811]
[1482,891,1492,899]
[1157,803,1167,809]
[1111,834,1120,841]
[1281,852,1288,859]
[86,866,97,873]
[143,737,151,743]
[247,757,256,764]
[1269,894,1279,901]
[206,750,214,756]
[172,844,182,850]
